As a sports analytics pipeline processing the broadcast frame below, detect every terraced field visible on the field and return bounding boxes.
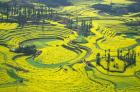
[0,22,98,92]
[0,20,139,92]
[0,0,140,92]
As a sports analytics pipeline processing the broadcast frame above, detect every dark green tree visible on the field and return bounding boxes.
[96,53,101,65]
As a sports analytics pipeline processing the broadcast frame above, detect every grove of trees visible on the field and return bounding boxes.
[66,17,93,37]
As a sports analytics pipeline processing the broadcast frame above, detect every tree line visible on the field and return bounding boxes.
[0,1,57,28]
[117,49,136,65]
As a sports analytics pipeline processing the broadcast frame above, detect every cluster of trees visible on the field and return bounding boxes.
[96,50,115,70]
[95,49,137,71]
[0,1,56,28]
[117,49,137,65]
[79,20,92,36]
[10,44,42,58]
[104,49,115,62]
[66,18,74,29]
[104,49,115,70]
[0,2,11,20]
[10,45,37,55]
[66,17,93,37]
